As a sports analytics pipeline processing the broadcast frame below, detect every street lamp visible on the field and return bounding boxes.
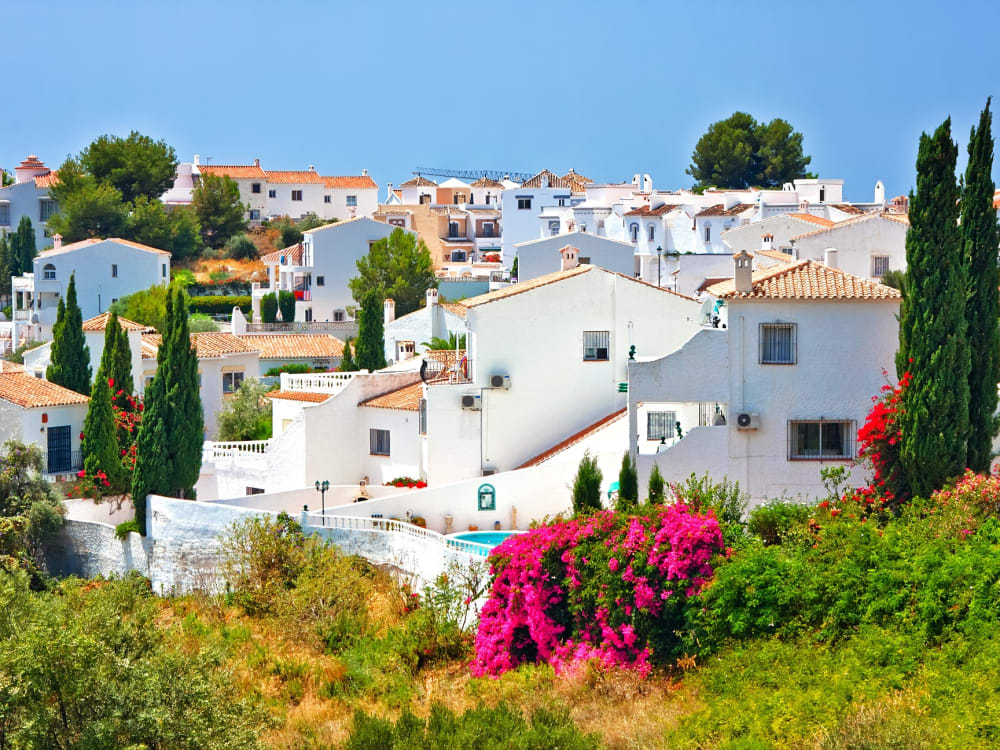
[656,246,663,287]
[314,480,329,525]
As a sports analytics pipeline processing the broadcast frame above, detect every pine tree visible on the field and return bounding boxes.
[355,290,387,371]
[616,451,638,510]
[962,99,1000,474]
[647,463,664,504]
[572,452,604,515]
[47,273,92,395]
[896,118,970,497]
[338,337,356,372]
[82,367,124,493]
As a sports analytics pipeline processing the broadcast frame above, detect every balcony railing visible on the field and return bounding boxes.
[203,440,272,469]
[44,450,82,475]
[280,371,356,394]
[13,309,31,321]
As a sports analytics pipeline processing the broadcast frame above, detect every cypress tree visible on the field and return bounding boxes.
[648,463,665,504]
[896,118,970,497]
[0,231,11,304]
[99,312,135,411]
[162,287,203,496]
[82,367,124,493]
[9,217,35,277]
[47,273,92,395]
[131,375,168,533]
[616,450,638,510]
[338,337,356,372]
[571,451,603,515]
[962,99,1000,473]
[355,290,387,371]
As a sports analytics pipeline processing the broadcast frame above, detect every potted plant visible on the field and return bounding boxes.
[468,524,479,532]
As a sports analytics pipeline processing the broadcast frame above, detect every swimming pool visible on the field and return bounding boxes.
[448,530,520,555]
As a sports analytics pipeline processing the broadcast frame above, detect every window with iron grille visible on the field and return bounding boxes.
[583,330,610,361]
[418,399,427,435]
[647,410,677,441]
[872,255,890,277]
[698,402,716,426]
[788,420,854,460]
[370,428,390,456]
[760,323,797,364]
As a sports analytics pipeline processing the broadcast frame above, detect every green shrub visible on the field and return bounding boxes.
[261,292,278,324]
[264,363,311,376]
[747,500,813,546]
[8,340,44,365]
[114,519,142,539]
[278,290,295,322]
[571,451,603,514]
[188,313,220,332]
[671,472,749,546]
[647,463,664,504]
[224,232,259,260]
[186,295,250,316]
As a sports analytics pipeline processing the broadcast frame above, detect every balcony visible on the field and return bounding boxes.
[280,371,356,394]
[13,309,31,321]
[43,449,82,477]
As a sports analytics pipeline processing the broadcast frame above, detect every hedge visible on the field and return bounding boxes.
[187,295,251,315]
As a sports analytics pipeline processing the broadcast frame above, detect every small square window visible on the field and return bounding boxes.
[316,276,325,286]
[788,420,854,460]
[647,411,677,441]
[583,330,610,361]
[268,189,277,198]
[251,182,261,194]
[760,323,797,364]
[872,255,890,277]
[291,190,303,201]
[346,195,357,207]
[111,264,118,278]
[370,428,390,456]
[324,195,331,204]
[517,197,532,210]
[222,371,244,394]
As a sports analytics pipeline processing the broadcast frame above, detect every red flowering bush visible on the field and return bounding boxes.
[471,505,724,678]
[73,390,143,502]
[852,369,912,510]
[384,476,427,489]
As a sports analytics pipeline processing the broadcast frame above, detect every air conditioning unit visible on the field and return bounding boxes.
[489,374,511,390]
[461,393,482,410]
[735,412,760,430]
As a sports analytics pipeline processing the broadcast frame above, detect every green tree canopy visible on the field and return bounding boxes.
[192,173,247,248]
[260,292,278,324]
[9,216,37,277]
[109,283,174,331]
[78,130,178,204]
[348,228,437,316]
[225,233,259,260]
[46,273,92,395]
[687,112,814,189]
[216,380,272,441]
[277,290,296,323]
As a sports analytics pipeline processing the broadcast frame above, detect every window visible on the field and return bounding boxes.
[648,224,655,241]
[346,195,357,206]
[517,197,532,210]
[316,275,325,286]
[478,484,496,511]
[448,221,459,238]
[647,410,678,441]
[268,189,277,198]
[43,264,56,280]
[819,187,826,202]
[580,224,587,233]
[111,298,118,305]
[333,310,346,322]
[872,255,890,277]
[418,398,427,435]
[161,263,167,278]
[39,199,57,222]
[291,190,303,201]
[629,223,639,242]
[370,428,390,456]
[222,371,245,394]
[548,220,560,236]
[304,308,312,322]
[111,264,118,278]
[578,256,590,264]
[0,204,8,226]
[450,250,467,262]
[481,222,494,237]
[788,420,854,460]
[583,330,610,361]
[324,195,331,204]
[704,223,711,243]
[246,486,265,495]
[419,194,430,204]
[249,209,260,221]
[760,323,797,364]
[251,182,261,194]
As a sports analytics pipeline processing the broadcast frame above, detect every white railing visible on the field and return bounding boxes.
[203,439,273,468]
[280,371,357,394]
[306,512,494,558]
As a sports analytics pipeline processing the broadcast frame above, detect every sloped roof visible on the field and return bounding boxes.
[37,238,171,258]
[141,333,260,359]
[236,334,344,359]
[439,302,468,319]
[266,391,331,403]
[400,175,437,188]
[260,242,304,265]
[0,361,25,373]
[786,213,835,228]
[791,211,909,241]
[0,373,89,408]
[323,175,377,189]
[830,203,866,215]
[707,260,901,301]
[624,204,685,217]
[756,249,796,264]
[81,312,156,333]
[470,177,504,189]
[458,266,593,308]
[266,170,324,184]
[517,408,627,468]
[34,172,59,188]
[519,169,572,189]
[696,203,755,217]
[198,164,267,180]
[359,381,423,411]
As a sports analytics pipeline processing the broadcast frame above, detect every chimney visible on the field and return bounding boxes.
[386,182,394,201]
[761,233,774,251]
[874,180,885,204]
[309,165,316,172]
[560,244,579,271]
[799,198,809,213]
[52,234,62,249]
[733,250,754,294]
[384,298,396,325]
[824,247,839,269]
[193,154,200,166]
[362,168,368,176]
[254,158,260,168]
[426,288,439,308]
[349,206,357,218]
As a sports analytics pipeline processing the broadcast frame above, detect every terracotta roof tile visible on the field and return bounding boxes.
[790,212,908,241]
[266,390,331,403]
[266,169,324,184]
[438,302,468,319]
[359,381,423,411]
[517,408,626,468]
[459,266,593,308]
[756,249,796,264]
[198,164,267,180]
[0,361,25,373]
[0,373,89,408]
[17,155,46,169]
[400,175,437,188]
[34,171,59,188]
[236,334,344,359]
[786,213,835,228]
[260,242,304,265]
[624,204,685,217]
[141,333,259,359]
[830,203,866,215]
[82,312,156,333]
[37,237,171,258]
[707,260,901,301]
[470,177,504,189]
[519,169,573,189]
[696,203,755,217]
[323,175,377,189]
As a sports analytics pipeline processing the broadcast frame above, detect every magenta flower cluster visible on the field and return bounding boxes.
[471,504,724,678]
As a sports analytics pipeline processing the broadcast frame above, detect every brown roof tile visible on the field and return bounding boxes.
[266,390,331,403]
[519,169,572,189]
[830,203,866,215]
[470,177,504,189]
[198,164,267,180]
[236,334,343,359]
[786,213,835,228]
[0,373,89,408]
[707,259,901,301]
[260,242,305,265]
[141,333,259,359]
[696,203,755,217]
[82,312,156,333]
[34,171,59,188]
[791,212,908,241]
[400,175,437,188]
[266,169,324,184]
[323,175,377,189]
[359,381,423,411]
[438,302,468,319]
[756,249,796,264]
[0,361,25,373]
[624,204,685,217]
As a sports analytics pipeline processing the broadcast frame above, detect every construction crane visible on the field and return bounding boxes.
[412,166,535,183]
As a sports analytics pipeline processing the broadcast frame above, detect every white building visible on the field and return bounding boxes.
[0,155,59,249]
[0,371,89,476]
[721,213,836,255]
[500,170,582,259]
[787,213,910,280]
[12,237,171,340]
[383,289,470,364]
[628,252,901,504]
[252,218,417,323]
[514,232,637,282]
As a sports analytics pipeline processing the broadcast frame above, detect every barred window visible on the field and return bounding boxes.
[583,330,610,361]
[647,411,677,441]
[418,399,427,435]
[370,429,390,456]
[788,420,854,460]
[872,255,890,277]
[760,323,797,364]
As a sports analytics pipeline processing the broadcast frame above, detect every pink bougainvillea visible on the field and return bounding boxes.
[471,505,724,678]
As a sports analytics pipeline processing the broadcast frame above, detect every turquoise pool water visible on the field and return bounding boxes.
[449,531,519,555]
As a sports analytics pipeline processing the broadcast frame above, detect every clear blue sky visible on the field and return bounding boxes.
[5,0,998,201]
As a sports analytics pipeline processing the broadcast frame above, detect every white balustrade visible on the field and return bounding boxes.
[202,439,273,468]
[305,512,494,558]
[280,371,357,394]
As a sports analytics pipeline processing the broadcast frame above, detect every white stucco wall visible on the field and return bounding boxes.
[514,232,636,282]
[792,217,908,280]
